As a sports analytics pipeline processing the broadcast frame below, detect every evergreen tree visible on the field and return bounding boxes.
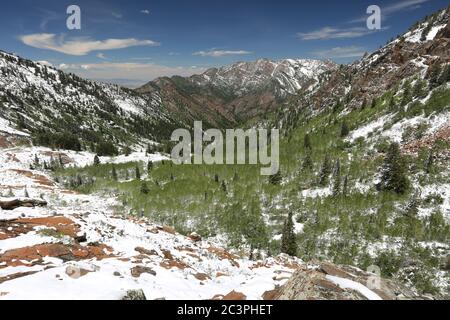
[420,23,431,41]
[428,63,442,89]
[342,175,349,197]
[135,165,141,180]
[361,97,367,109]
[424,149,434,174]
[214,174,219,183]
[34,154,40,167]
[302,152,313,170]
[304,133,312,150]
[281,212,297,256]
[404,193,420,218]
[332,159,341,197]
[147,160,153,173]
[318,154,332,186]
[413,79,425,98]
[112,165,118,181]
[269,171,282,185]
[401,84,411,106]
[389,96,396,110]
[438,64,450,84]
[378,142,409,194]
[93,155,100,166]
[370,99,377,109]
[140,182,150,195]
[221,181,227,193]
[340,122,350,137]
[24,187,29,198]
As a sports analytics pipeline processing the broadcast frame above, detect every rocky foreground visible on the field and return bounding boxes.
[0,133,426,300]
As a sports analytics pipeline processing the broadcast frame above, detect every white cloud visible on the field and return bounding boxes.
[112,12,123,19]
[193,49,252,57]
[141,10,150,15]
[19,33,160,56]
[57,62,206,87]
[96,53,107,59]
[313,46,366,59]
[297,27,378,40]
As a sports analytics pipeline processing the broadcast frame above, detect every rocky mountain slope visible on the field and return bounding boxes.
[137,59,335,123]
[0,50,183,152]
[279,7,450,130]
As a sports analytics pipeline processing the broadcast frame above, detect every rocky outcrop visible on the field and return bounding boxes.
[0,198,47,210]
[271,262,426,300]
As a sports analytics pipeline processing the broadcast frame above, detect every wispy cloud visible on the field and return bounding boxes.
[348,0,430,23]
[57,62,206,87]
[313,46,366,59]
[96,53,107,59]
[111,12,123,19]
[193,49,252,57]
[19,34,160,56]
[141,9,150,15]
[297,27,378,40]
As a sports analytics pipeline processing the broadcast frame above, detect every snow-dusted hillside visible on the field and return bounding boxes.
[191,58,336,97]
[0,50,177,146]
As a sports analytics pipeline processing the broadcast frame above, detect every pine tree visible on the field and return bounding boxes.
[269,171,282,185]
[112,165,118,181]
[24,187,29,198]
[214,174,219,183]
[340,122,350,137]
[332,159,341,197]
[404,193,420,217]
[401,84,411,106]
[389,96,396,110]
[378,142,409,194]
[304,133,312,150]
[361,97,367,110]
[413,79,425,98]
[221,181,227,193]
[371,99,377,109]
[147,160,153,173]
[438,64,450,84]
[428,63,442,89]
[342,175,349,196]
[281,212,297,256]
[424,149,434,174]
[302,152,313,170]
[318,154,332,186]
[135,165,141,180]
[140,182,150,195]
[93,155,100,166]
[34,154,40,167]
[420,23,431,41]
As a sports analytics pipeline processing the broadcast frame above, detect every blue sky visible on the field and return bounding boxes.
[0,0,447,86]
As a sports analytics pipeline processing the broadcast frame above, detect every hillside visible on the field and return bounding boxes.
[0,50,182,153]
[137,58,336,123]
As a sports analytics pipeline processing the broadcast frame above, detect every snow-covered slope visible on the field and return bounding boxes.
[191,58,336,97]
[0,143,425,300]
[0,50,178,146]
